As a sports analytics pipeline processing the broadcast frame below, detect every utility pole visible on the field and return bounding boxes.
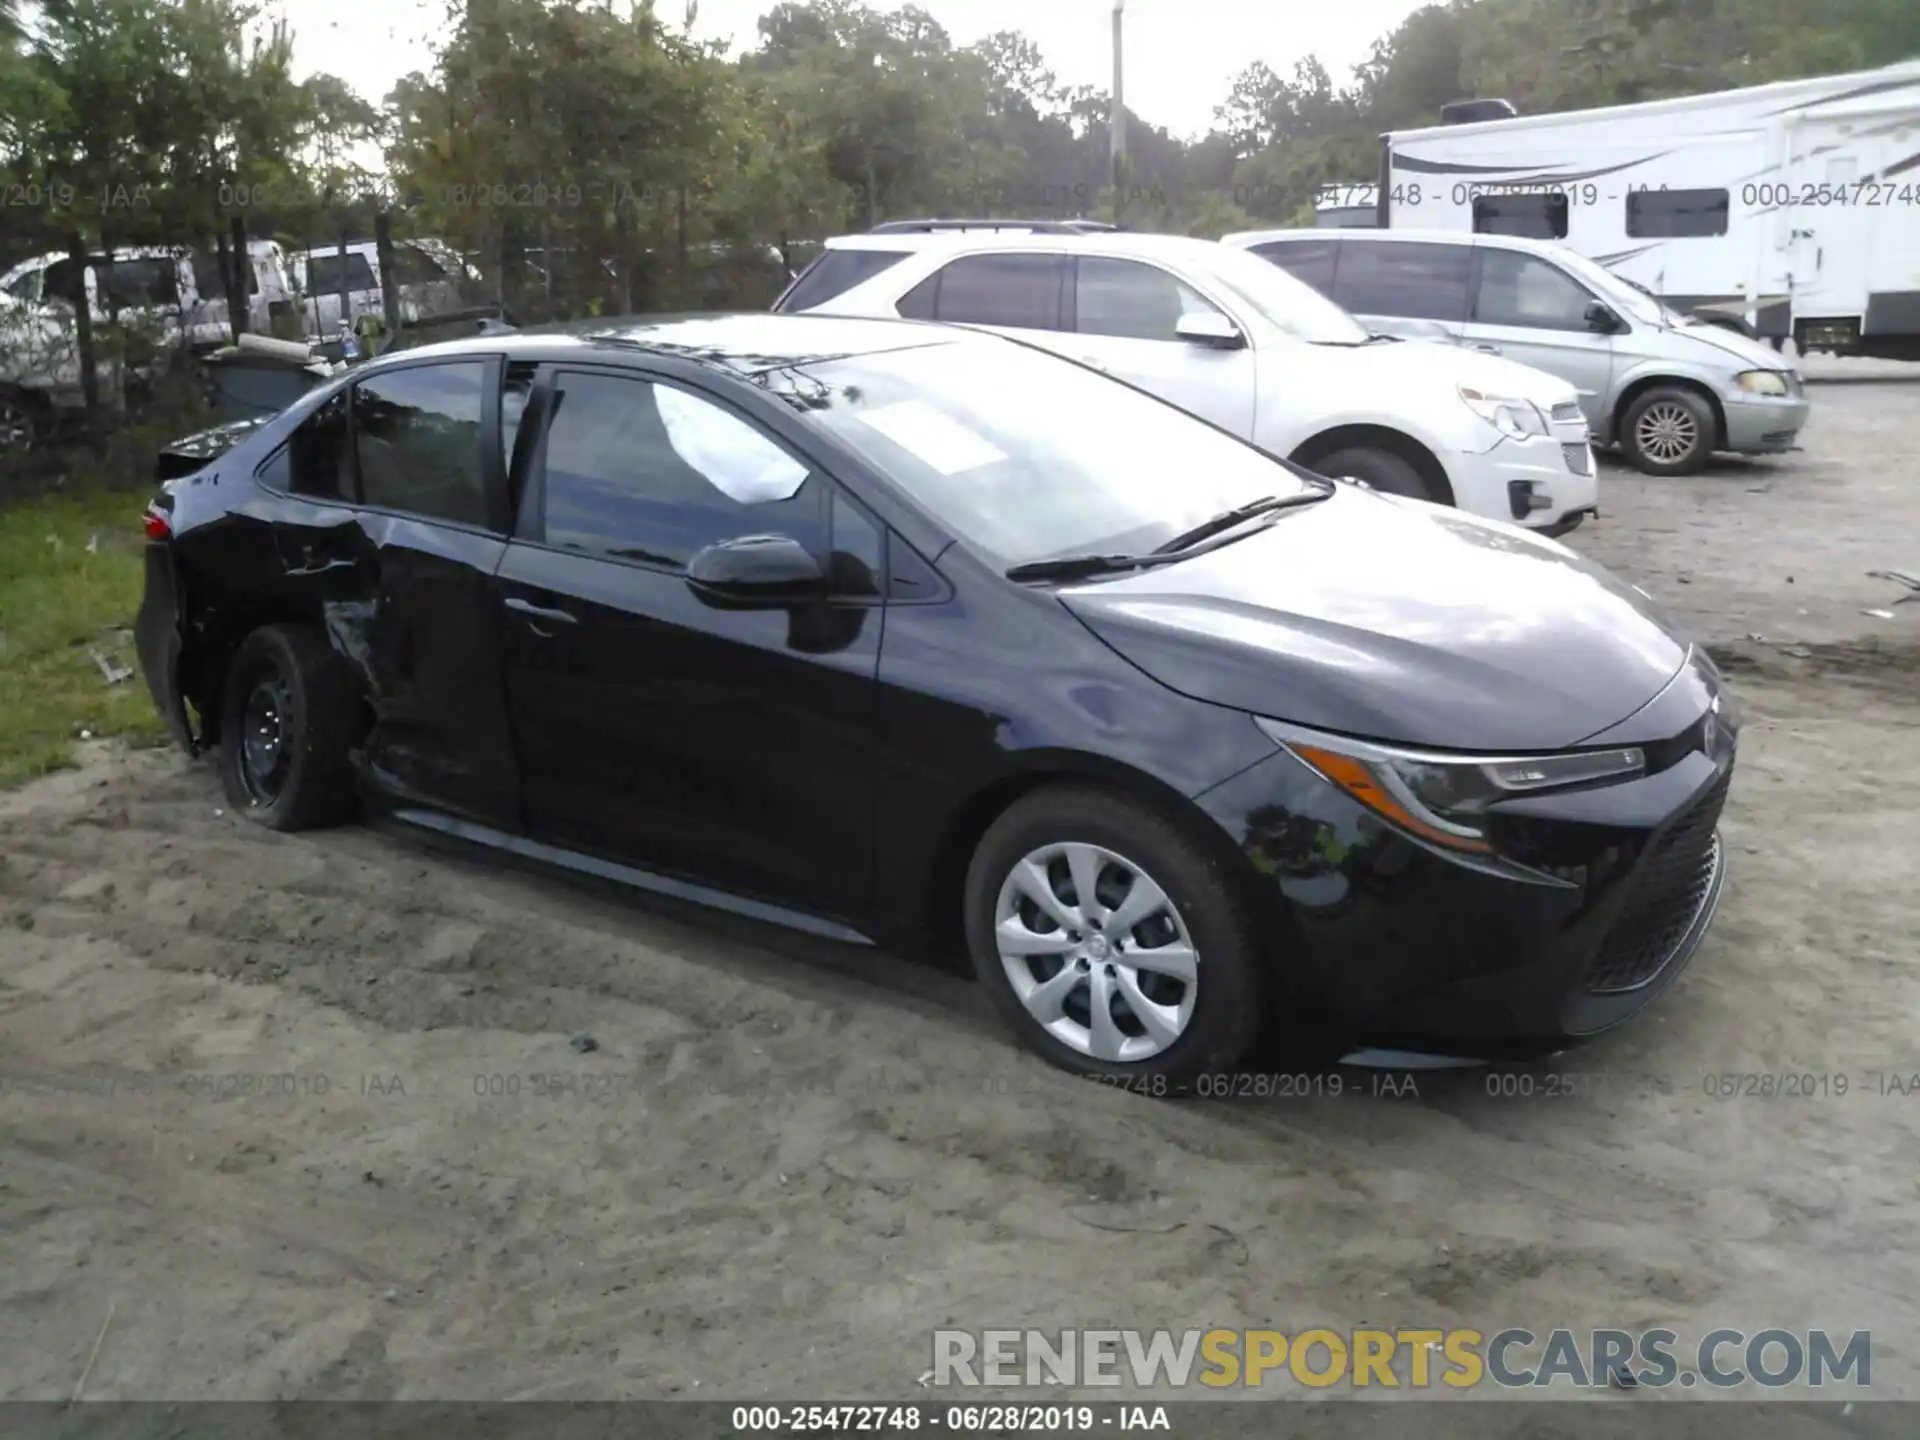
[1109,0,1126,223]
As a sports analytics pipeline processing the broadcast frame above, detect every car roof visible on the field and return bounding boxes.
[823,230,1231,264]
[1223,226,1562,254]
[369,311,967,376]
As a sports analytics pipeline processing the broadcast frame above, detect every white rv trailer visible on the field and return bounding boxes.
[1377,59,1920,357]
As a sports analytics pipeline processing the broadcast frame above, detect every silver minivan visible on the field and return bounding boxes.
[1223,227,1810,476]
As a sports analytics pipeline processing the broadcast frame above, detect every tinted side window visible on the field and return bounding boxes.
[1333,241,1473,322]
[306,252,378,291]
[896,272,940,319]
[1473,249,1595,332]
[1074,257,1221,341]
[352,362,490,526]
[1472,193,1570,240]
[776,249,908,312]
[1251,239,1337,297]
[390,242,449,283]
[501,361,536,470]
[540,373,825,568]
[93,257,180,308]
[287,391,352,500]
[1626,188,1729,238]
[930,254,1064,330]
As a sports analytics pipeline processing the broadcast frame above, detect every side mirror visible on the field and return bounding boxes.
[685,533,824,610]
[1174,311,1246,349]
[1584,299,1621,334]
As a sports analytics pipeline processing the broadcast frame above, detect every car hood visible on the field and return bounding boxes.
[1671,321,1791,371]
[1060,487,1691,752]
[1322,335,1579,409]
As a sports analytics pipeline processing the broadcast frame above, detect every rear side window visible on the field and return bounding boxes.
[538,372,825,568]
[1334,241,1473,323]
[919,253,1065,331]
[278,392,350,499]
[352,362,490,526]
[775,249,907,312]
[1626,188,1729,238]
[93,257,180,308]
[1472,193,1570,240]
[1251,239,1337,297]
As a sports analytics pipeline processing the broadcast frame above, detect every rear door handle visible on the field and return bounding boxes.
[1078,355,1109,371]
[504,597,578,626]
[1472,343,1502,355]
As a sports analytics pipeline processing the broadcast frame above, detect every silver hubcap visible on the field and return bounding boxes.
[1635,402,1700,464]
[992,842,1198,1064]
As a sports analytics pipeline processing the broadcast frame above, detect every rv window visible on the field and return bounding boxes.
[1471,194,1569,241]
[1333,240,1473,323]
[1624,188,1728,239]
[1251,240,1338,298]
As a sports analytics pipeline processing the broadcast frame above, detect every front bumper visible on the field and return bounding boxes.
[1196,697,1737,1056]
[1720,389,1809,453]
[1443,429,1599,532]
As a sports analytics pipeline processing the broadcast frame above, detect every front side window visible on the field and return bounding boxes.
[919,253,1065,331]
[1,268,40,303]
[1473,249,1596,332]
[1074,256,1222,341]
[352,362,489,526]
[774,337,1317,570]
[1333,241,1473,323]
[92,257,180,308]
[539,372,823,567]
[306,252,378,292]
[778,249,907,312]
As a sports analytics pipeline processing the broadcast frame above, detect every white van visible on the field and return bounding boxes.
[288,237,477,334]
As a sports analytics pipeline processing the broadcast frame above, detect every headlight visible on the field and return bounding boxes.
[1734,369,1789,396]
[1458,386,1549,439]
[1254,717,1645,855]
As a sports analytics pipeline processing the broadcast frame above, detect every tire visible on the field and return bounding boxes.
[217,623,363,831]
[0,386,50,458]
[1619,385,1714,476]
[1310,445,1433,502]
[963,785,1267,1090]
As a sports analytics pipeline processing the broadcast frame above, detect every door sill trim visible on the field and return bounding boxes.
[388,807,876,947]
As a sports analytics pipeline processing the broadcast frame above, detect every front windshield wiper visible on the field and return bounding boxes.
[1004,552,1184,583]
[1148,487,1332,556]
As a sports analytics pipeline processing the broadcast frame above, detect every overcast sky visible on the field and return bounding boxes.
[273,0,1433,141]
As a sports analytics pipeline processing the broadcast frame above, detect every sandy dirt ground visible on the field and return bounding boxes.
[2,378,1919,1408]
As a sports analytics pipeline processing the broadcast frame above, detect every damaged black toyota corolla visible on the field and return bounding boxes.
[135,313,1737,1085]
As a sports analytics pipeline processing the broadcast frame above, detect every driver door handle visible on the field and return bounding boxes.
[1078,354,1109,371]
[504,597,578,626]
[1472,342,1502,355]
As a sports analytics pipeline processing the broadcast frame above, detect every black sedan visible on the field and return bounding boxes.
[135,313,1737,1085]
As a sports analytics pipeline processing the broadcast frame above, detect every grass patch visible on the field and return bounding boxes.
[0,486,170,788]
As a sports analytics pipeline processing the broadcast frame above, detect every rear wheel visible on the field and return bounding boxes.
[1309,445,1432,502]
[963,786,1267,1089]
[218,624,362,831]
[1620,386,1714,476]
[0,386,50,459]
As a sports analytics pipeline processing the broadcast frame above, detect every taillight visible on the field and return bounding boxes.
[143,506,171,540]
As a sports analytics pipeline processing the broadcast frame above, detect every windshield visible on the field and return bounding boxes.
[773,337,1317,569]
[1192,244,1373,345]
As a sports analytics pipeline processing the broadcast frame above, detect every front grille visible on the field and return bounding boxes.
[1550,402,1583,425]
[1561,442,1592,476]
[1585,771,1730,994]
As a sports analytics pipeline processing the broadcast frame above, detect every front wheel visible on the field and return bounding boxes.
[1620,386,1715,476]
[1308,445,1433,503]
[963,786,1267,1089]
[218,623,363,831]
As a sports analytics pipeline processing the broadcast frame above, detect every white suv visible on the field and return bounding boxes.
[776,231,1599,534]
